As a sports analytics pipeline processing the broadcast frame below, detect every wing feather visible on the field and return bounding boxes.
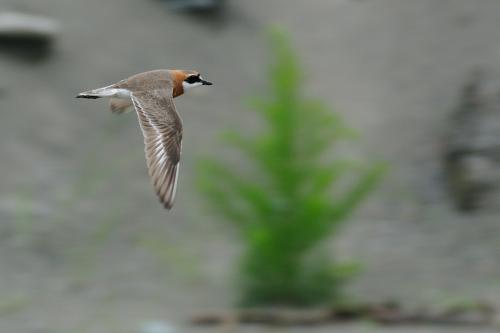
[130,90,182,209]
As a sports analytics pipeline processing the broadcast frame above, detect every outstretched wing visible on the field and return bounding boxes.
[130,90,182,209]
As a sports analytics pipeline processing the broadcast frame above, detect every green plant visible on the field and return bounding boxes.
[198,30,385,306]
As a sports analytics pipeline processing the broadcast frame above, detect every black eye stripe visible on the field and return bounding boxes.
[185,75,200,84]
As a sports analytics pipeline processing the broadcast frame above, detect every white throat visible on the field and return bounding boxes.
[182,81,203,91]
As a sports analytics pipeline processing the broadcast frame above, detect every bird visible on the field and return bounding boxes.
[76,69,213,209]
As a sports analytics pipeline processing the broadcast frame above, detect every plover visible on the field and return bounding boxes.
[77,69,213,209]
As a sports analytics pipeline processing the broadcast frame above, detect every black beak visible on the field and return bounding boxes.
[201,79,213,86]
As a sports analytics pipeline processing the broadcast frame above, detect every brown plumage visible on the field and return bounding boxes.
[109,98,133,113]
[77,69,212,209]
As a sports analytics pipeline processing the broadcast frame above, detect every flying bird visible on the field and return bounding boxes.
[77,69,213,209]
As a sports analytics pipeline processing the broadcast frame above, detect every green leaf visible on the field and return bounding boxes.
[196,29,386,306]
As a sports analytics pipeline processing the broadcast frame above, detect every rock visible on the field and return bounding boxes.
[161,0,223,11]
[0,12,60,42]
[443,71,500,211]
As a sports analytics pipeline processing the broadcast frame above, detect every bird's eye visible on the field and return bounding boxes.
[185,76,200,84]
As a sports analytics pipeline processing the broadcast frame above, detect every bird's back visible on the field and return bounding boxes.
[114,70,174,93]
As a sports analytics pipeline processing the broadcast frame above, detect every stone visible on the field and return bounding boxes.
[443,71,500,211]
[0,12,60,41]
[161,0,223,11]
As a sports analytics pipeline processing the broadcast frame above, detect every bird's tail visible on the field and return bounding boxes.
[76,86,117,99]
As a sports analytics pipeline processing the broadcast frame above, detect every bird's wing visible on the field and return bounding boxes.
[130,90,183,209]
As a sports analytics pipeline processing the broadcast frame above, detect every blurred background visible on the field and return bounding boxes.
[2,0,500,332]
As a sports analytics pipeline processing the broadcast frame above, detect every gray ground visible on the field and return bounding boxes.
[1,0,500,332]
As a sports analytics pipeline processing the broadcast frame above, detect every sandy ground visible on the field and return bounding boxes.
[1,0,500,332]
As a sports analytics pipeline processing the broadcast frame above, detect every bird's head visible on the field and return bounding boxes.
[181,71,213,90]
[171,70,212,98]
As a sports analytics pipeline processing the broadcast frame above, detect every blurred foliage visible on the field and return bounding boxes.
[0,295,30,316]
[198,29,385,306]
